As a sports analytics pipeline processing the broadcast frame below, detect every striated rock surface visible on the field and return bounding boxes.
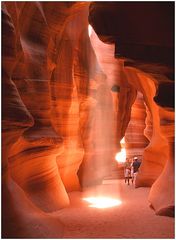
[87,26,138,178]
[148,108,174,217]
[76,28,116,187]
[2,2,174,237]
[8,1,70,212]
[89,1,174,217]
[49,5,88,192]
[2,2,64,237]
[77,26,120,185]
[2,1,117,236]
[125,91,149,159]
[123,66,170,186]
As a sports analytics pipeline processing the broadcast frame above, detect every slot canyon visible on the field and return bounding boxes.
[2,1,174,238]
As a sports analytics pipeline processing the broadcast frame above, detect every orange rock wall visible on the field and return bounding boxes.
[88,27,148,176]
[124,67,170,186]
[2,2,117,237]
[148,108,174,216]
[123,66,174,217]
[2,2,174,237]
[2,2,64,237]
[88,1,174,217]
[125,91,149,159]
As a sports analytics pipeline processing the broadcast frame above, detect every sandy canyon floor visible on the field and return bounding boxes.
[51,179,174,239]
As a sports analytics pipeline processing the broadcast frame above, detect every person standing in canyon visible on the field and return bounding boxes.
[131,157,141,184]
[124,158,131,185]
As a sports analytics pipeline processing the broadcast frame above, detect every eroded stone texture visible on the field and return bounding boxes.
[122,53,174,218]
[2,2,174,238]
[125,92,149,159]
[2,2,64,237]
[50,7,88,191]
[89,2,174,217]
[2,1,117,237]
[8,1,70,212]
[148,108,174,217]
[86,27,137,180]
[124,67,170,186]
[76,27,119,186]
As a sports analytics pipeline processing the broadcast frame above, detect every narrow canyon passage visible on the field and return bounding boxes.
[2,2,174,238]
[51,179,174,239]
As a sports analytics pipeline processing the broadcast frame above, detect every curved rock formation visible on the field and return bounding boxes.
[2,1,117,236]
[76,29,116,187]
[2,3,64,237]
[125,91,149,159]
[8,1,70,212]
[2,2,174,237]
[89,1,174,217]
[148,108,174,217]
[123,67,170,186]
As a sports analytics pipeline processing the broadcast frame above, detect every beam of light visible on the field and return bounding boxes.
[88,24,92,37]
[120,137,125,145]
[115,148,126,163]
[83,197,122,208]
[115,137,126,163]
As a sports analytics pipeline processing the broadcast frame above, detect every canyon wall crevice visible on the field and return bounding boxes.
[2,2,90,237]
[2,2,174,238]
[89,2,174,217]
[2,2,117,237]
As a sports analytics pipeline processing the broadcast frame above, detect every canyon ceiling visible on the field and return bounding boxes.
[2,1,174,238]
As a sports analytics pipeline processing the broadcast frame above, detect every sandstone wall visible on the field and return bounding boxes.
[2,2,117,237]
[89,2,174,217]
[125,91,149,159]
[2,2,174,238]
[2,2,64,237]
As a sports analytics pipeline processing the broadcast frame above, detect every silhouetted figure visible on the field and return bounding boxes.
[124,167,131,185]
[124,158,131,185]
[131,157,141,184]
